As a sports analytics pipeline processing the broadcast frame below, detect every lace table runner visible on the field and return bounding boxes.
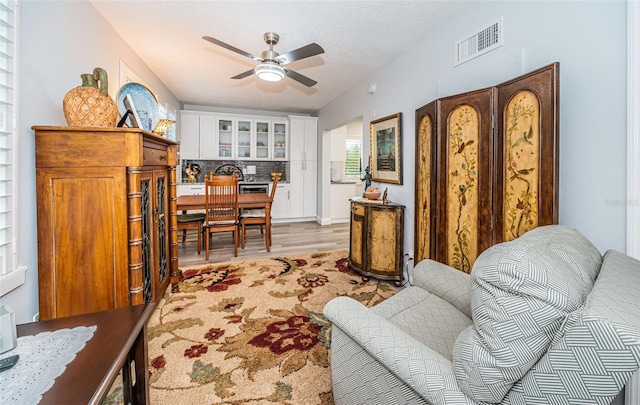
[0,325,97,405]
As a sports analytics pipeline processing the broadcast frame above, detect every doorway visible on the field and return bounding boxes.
[324,117,364,223]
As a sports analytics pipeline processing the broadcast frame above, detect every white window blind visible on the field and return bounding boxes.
[0,0,16,278]
[345,139,361,178]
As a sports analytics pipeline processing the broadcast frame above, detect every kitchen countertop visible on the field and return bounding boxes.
[180,180,289,185]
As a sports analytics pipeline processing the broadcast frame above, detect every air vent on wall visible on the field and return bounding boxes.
[454,18,503,66]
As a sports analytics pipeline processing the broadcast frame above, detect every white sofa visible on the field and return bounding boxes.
[324,225,640,404]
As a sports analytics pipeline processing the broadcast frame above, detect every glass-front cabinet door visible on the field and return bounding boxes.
[237,119,252,159]
[216,118,234,158]
[255,120,270,159]
[273,121,287,160]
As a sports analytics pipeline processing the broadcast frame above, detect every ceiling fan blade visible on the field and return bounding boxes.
[202,36,262,61]
[283,67,317,87]
[231,69,255,80]
[275,43,324,65]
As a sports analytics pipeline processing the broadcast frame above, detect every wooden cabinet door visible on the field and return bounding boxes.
[153,170,170,299]
[36,167,129,320]
[435,88,494,273]
[139,170,171,304]
[494,62,559,243]
[138,171,154,303]
[367,205,404,277]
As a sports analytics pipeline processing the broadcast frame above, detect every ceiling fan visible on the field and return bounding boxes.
[203,32,324,87]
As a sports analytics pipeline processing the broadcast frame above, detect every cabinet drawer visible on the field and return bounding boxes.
[143,147,169,166]
[351,203,365,216]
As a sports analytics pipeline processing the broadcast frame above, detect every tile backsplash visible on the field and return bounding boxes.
[181,159,289,183]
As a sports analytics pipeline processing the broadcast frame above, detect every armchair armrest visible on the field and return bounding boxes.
[324,296,474,405]
[413,259,472,318]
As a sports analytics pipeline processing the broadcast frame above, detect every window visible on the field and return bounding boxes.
[158,103,177,141]
[344,139,361,178]
[0,0,17,291]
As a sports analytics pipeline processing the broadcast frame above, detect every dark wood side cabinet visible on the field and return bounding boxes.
[349,199,405,286]
[33,126,178,320]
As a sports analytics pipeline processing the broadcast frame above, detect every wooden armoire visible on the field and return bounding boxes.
[414,63,559,272]
[34,126,178,320]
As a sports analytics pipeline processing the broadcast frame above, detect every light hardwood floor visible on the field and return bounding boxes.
[177,221,350,267]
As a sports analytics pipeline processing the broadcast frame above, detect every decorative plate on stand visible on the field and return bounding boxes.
[116,82,159,132]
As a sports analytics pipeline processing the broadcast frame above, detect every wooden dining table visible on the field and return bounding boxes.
[176,192,273,259]
[176,192,272,213]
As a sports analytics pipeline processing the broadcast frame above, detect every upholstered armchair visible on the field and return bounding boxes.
[324,225,640,404]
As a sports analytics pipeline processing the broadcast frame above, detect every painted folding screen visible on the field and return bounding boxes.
[414,63,559,272]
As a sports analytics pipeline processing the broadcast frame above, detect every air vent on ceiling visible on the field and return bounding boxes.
[454,19,503,66]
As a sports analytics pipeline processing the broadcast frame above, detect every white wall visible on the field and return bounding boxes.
[1,1,180,324]
[318,0,629,259]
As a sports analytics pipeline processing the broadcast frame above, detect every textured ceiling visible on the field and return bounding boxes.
[91,1,475,114]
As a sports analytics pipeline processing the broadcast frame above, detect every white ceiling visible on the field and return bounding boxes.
[91,1,475,114]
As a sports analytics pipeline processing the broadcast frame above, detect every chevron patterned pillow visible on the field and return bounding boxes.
[452,225,602,403]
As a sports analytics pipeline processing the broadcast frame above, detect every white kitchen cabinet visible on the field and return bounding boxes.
[236,118,253,159]
[177,184,205,196]
[199,114,217,159]
[272,120,288,160]
[289,116,317,162]
[216,117,235,158]
[270,183,290,219]
[182,111,288,160]
[179,111,216,159]
[288,116,318,220]
[255,120,271,159]
[179,112,200,159]
[255,119,287,160]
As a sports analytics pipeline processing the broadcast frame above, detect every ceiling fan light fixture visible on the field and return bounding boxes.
[254,62,285,82]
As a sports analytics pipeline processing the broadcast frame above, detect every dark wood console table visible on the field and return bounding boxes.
[17,304,154,404]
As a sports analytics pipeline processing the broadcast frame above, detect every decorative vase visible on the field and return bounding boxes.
[63,67,118,127]
[363,189,381,200]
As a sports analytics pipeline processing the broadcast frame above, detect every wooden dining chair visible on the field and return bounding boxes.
[204,174,240,260]
[177,213,206,254]
[240,175,277,252]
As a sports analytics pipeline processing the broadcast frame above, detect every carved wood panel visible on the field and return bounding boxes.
[414,101,437,264]
[494,63,560,243]
[436,88,494,273]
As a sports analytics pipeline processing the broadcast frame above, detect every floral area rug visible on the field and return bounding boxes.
[146,250,397,405]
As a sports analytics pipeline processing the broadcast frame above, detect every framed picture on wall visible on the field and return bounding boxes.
[370,112,402,184]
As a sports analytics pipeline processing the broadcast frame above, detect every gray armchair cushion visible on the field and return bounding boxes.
[413,259,472,318]
[452,225,602,403]
[371,285,473,360]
